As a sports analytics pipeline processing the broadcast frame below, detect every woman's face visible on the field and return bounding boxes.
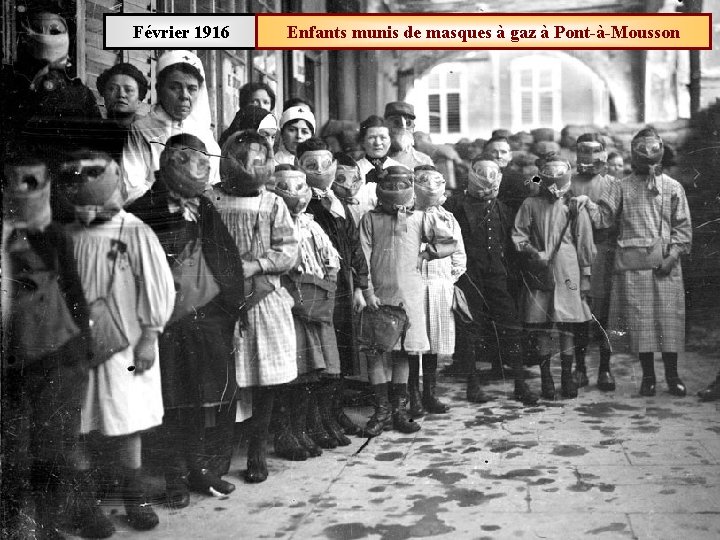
[362,126,391,158]
[607,156,624,178]
[103,74,140,116]
[281,120,312,155]
[250,89,272,111]
[158,69,199,121]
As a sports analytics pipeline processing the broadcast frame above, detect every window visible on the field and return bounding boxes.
[510,56,561,131]
[426,68,464,135]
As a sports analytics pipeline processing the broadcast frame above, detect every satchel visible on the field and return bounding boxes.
[8,266,81,366]
[452,285,473,324]
[520,210,573,292]
[88,218,130,367]
[356,304,410,354]
[614,238,664,272]
[170,239,221,323]
[288,274,336,324]
[614,178,667,272]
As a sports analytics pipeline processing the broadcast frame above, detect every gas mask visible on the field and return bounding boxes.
[332,165,363,200]
[467,160,502,200]
[23,12,69,68]
[576,140,607,176]
[273,169,312,216]
[414,169,446,210]
[539,160,572,199]
[220,136,273,196]
[297,150,337,190]
[57,154,123,226]
[631,134,664,175]
[376,167,414,211]
[3,162,52,231]
[160,144,211,198]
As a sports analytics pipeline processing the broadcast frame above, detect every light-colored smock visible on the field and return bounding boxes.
[67,210,175,436]
[513,195,596,324]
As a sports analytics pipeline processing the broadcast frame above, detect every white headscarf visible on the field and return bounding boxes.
[156,50,213,131]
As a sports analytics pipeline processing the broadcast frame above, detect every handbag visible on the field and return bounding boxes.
[452,285,473,324]
[169,237,221,324]
[355,304,410,354]
[614,178,667,272]
[520,210,572,292]
[7,249,81,365]
[287,225,337,324]
[88,218,130,367]
[288,274,337,324]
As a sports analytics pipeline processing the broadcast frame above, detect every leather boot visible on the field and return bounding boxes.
[245,437,268,484]
[466,373,489,403]
[407,355,425,418]
[306,385,337,449]
[318,380,351,446]
[514,380,539,405]
[539,355,555,400]
[332,378,359,435]
[560,354,578,398]
[245,387,273,483]
[188,467,236,496]
[274,387,310,461]
[421,355,449,413]
[390,384,421,433]
[69,469,115,539]
[291,386,322,457]
[123,468,159,531]
[361,383,392,437]
[698,375,720,401]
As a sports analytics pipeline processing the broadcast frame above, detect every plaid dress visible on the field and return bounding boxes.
[419,206,467,355]
[589,173,692,352]
[212,189,299,388]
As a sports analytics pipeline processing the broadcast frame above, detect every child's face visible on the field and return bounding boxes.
[607,156,624,178]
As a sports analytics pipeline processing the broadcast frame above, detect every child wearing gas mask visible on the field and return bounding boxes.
[573,128,692,397]
[271,164,348,460]
[408,165,467,417]
[513,159,596,400]
[1,151,90,539]
[444,159,539,405]
[59,150,176,536]
[300,141,370,440]
[213,131,299,483]
[569,133,621,392]
[358,165,455,436]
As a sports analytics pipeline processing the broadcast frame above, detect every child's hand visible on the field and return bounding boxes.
[417,251,431,271]
[366,294,382,310]
[580,275,591,298]
[134,329,159,374]
[654,255,677,277]
[569,195,590,217]
[353,288,367,313]
[242,260,262,278]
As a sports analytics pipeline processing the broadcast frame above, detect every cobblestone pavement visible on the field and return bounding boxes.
[62,347,720,540]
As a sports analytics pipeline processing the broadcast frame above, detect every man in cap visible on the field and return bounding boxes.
[384,101,434,170]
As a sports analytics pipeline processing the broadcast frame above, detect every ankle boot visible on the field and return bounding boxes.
[513,380,539,405]
[560,355,578,398]
[123,468,159,531]
[292,386,322,457]
[245,437,268,484]
[332,378,359,435]
[466,373,489,403]
[573,363,589,388]
[698,375,720,401]
[421,355,449,413]
[408,356,425,418]
[539,355,555,400]
[318,380,351,446]
[391,384,421,433]
[69,469,115,539]
[274,388,310,461]
[306,386,337,449]
[188,467,236,496]
[361,383,392,437]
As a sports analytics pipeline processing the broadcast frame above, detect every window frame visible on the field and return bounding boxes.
[510,55,562,132]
